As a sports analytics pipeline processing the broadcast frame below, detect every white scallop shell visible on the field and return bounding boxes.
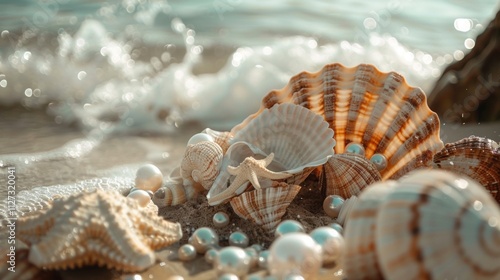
[207,103,335,205]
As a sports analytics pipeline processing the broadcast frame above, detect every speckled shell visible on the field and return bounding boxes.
[321,153,382,199]
[343,180,397,280]
[376,170,500,280]
[233,63,444,180]
[152,167,198,207]
[230,184,301,232]
[433,136,500,203]
[207,103,335,205]
[180,141,223,190]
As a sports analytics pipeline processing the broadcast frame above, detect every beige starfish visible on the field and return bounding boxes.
[209,153,292,204]
[17,190,182,272]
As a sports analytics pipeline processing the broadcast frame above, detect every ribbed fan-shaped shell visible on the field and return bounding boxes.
[230,184,301,232]
[180,141,223,190]
[433,136,500,203]
[343,180,397,280]
[321,153,382,199]
[233,63,443,180]
[207,103,335,205]
[376,170,500,280]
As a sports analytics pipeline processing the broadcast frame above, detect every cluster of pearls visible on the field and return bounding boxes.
[345,142,388,171]
[127,163,164,207]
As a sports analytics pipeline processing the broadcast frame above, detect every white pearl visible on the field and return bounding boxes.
[187,133,214,145]
[204,248,218,264]
[275,220,305,238]
[127,189,151,207]
[370,153,388,171]
[166,276,184,280]
[250,244,263,252]
[189,227,219,254]
[178,244,197,261]
[229,231,249,248]
[218,273,239,280]
[213,212,230,228]
[268,233,322,279]
[309,226,345,265]
[215,246,251,277]
[135,164,163,192]
[345,142,365,156]
[328,222,344,235]
[323,195,344,218]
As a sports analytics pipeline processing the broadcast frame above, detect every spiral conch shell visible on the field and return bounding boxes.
[433,136,500,203]
[233,63,444,180]
[207,103,335,205]
[180,140,223,190]
[343,169,500,280]
[152,167,198,207]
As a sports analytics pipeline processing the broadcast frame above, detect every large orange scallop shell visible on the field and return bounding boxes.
[232,63,444,180]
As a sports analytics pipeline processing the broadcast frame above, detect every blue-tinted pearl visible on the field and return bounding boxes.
[268,233,322,279]
[328,222,344,235]
[309,226,345,265]
[189,227,219,254]
[178,244,197,261]
[215,246,251,277]
[244,247,259,268]
[274,220,305,238]
[218,273,239,280]
[323,195,344,218]
[345,142,365,156]
[213,212,230,228]
[257,250,269,269]
[229,231,249,248]
[370,153,387,171]
[204,248,219,264]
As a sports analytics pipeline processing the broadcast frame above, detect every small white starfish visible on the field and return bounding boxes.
[227,152,292,189]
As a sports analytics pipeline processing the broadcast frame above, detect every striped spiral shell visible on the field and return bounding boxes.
[180,141,223,190]
[343,169,500,280]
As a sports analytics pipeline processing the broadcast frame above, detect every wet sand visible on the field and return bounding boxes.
[0,106,499,279]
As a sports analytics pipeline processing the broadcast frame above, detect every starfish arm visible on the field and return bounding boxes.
[248,169,262,189]
[263,153,275,166]
[255,168,293,180]
[227,164,240,176]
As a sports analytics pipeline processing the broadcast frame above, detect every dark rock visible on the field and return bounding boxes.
[428,10,500,123]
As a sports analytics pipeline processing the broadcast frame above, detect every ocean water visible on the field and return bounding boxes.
[0,0,498,135]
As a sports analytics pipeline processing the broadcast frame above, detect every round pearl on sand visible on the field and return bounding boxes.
[127,189,151,207]
[204,248,218,264]
[328,222,344,235]
[178,244,197,261]
[215,246,251,277]
[268,233,322,279]
[244,247,259,268]
[345,142,365,156]
[258,250,269,269]
[135,164,163,192]
[323,195,344,218]
[370,153,388,171]
[187,133,214,145]
[189,227,219,254]
[213,212,230,228]
[275,220,305,238]
[250,244,263,252]
[229,231,249,248]
[309,226,345,265]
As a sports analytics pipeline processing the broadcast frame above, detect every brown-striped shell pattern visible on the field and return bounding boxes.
[433,136,500,203]
[320,153,382,199]
[207,103,335,205]
[233,63,444,180]
[230,183,301,232]
[343,169,500,280]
